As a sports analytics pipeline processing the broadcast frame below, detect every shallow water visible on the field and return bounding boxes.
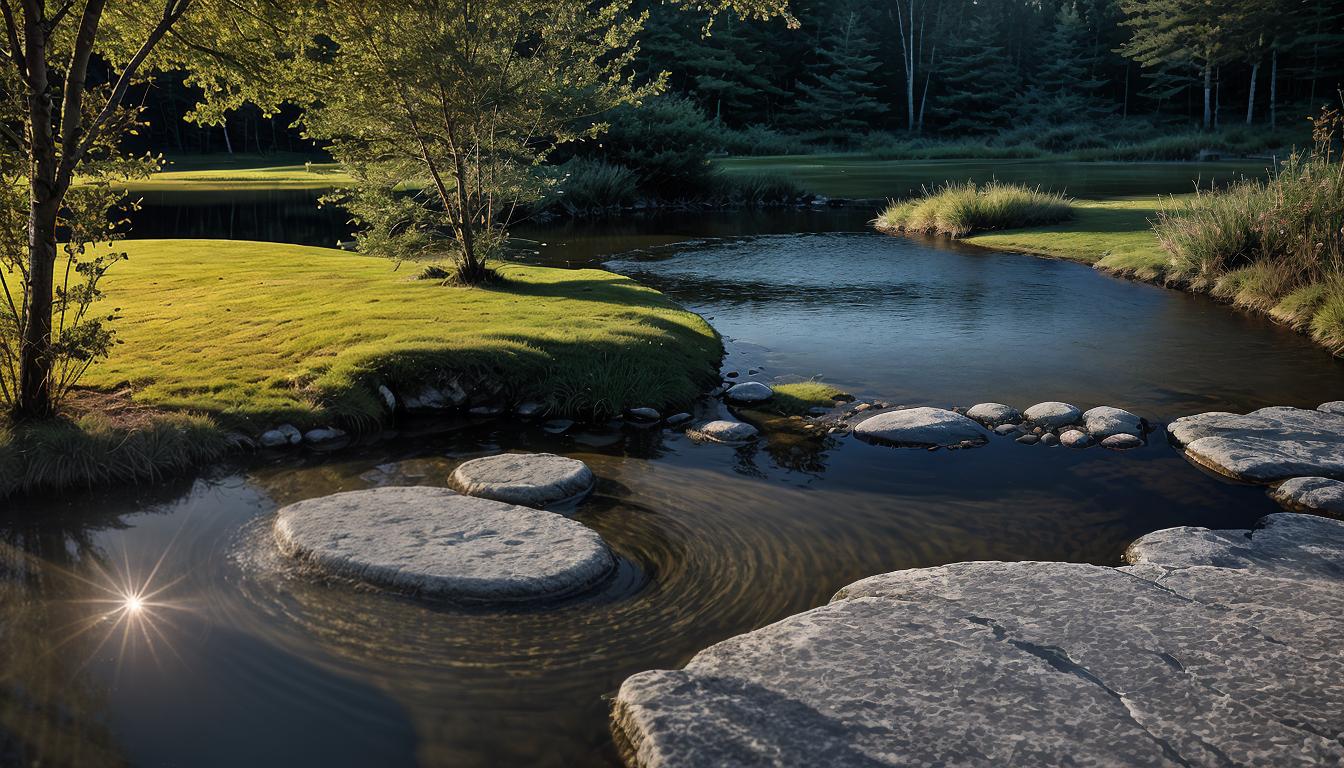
[5,181,1344,766]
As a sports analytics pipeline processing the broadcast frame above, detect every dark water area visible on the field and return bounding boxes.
[4,180,1342,766]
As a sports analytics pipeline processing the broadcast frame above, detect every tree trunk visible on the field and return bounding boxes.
[1246,61,1258,125]
[1214,67,1220,130]
[1209,63,1220,129]
[223,122,234,154]
[1269,47,1277,129]
[450,153,485,284]
[16,22,59,420]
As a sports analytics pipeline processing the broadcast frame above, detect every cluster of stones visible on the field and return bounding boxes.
[612,512,1344,767]
[1170,401,1344,516]
[847,401,1147,451]
[273,452,616,603]
[685,380,778,445]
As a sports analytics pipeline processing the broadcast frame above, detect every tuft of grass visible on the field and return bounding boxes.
[81,240,723,430]
[768,381,852,416]
[540,157,640,215]
[876,181,1073,238]
[707,171,805,207]
[0,412,230,497]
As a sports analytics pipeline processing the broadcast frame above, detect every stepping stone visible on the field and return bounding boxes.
[1081,406,1142,439]
[965,402,1022,427]
[1059,429,1092,449]
[449,452,594,508]
[724,382,773,403]
[689,420,759,444]
[1023,401,1082,430]
[614,513,1344,768]
[1168,406,1344,483]
[1269,476,1344,515]
[852,407,988,449]
[274,487,614,602]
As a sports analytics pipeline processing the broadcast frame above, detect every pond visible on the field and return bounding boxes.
[4,183,1343,767]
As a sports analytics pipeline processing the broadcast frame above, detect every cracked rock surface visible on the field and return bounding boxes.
[613,513,1344,767]
[274,486,614,602]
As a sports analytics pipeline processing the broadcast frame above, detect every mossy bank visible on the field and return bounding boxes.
[1,239,723,496]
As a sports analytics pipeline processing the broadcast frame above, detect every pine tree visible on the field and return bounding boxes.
[789,9,888,139]
[1016,6,1112,124]
[928,11,1020,134]
[1119,0,1240,129]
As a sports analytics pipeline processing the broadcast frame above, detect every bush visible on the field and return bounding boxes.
[706,171,805,207]
[875,181,1073,237]
[540,157,639,215]
[586,95,718,196]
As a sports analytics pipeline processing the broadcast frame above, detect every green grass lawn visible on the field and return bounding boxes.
[81,240,722,430]
[713,156,1270,200]
[965,197,1170,280]
[124,161,350,192]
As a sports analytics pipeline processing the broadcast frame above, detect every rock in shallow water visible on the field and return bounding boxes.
[627,407,661,422]
[965,402,1022,427]
[614,513,1344,767]
[1059,429,1092,449]
[852,407,988,449]
[448,452,594,509]
[1100,433,1142,450]
[1023,401,1082,430]
[1269,476,1344,515]
[274,486,614,602]
[1081,406,1142,438]
[723,382,773,403]
[1168,406,1344,483]
[689,420,759,443]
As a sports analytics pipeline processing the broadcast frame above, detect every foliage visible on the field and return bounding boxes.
[298,0,652,285]
[876,182,1074,238]
[540,158,641,215]
[80,240,722,428]
[584,95,719,197]
[789,7,887,141]
[925,12,1020,134]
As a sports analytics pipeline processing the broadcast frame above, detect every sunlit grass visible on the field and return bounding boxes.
[875,181,1073,238]
[79,240,722,431]
[768,381,852,416]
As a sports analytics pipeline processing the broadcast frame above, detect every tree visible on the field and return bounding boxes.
[1016,5,1112,124]
[0,0,287,420]
[297,0,653,285]
[789,8,887,139]
[1119,0,1240,129]
[927,9,1018,134]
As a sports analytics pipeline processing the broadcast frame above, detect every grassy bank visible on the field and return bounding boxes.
[875,182,1072,237]
[81,240,721,430]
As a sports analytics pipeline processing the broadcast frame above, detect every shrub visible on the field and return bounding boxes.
[540,157,639,215]
[587,95,717,197]
[875,181,1073,238]
[707,171,805,207]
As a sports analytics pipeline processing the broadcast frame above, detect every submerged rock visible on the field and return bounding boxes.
[724,382,773,403]
[515,401,544,419]
[965,402,1022,428]
[1023,401,1082,430]
[993,423,1021,436]
[614,513,1344,767]
[664,413,692,427]
[378,384,397,411]
[274,487,614,602]
[448,452,595,509]
[1168,406,1344,483]
[852,407,988,449]
[1081,406,1143,438]
[689,420,759,444]
[303,427,347,445]
[1269,476,1344,515]
[627,407,661,422]
[402,381,468,412]
[543,419,575,435]
[1016,434,1040,445]
[1039,432,1060,446]
[1059,429,1092,449]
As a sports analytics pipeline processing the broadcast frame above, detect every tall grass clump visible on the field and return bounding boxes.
[707,171,805,207]
[875,181,1073,238]
[540,157,639,215]
[0,411,230,497]
[1154,105,1344,351]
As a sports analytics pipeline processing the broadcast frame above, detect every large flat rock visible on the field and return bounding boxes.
[1270,476,1344,515]
[1167,406,1344,483]
[613,514,1344,767]
[448,452,594,509]
[274,486,614,602]
[852,407,988,448]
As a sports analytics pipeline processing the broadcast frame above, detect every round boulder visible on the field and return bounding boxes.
[724,382,773,404]
[966,403,1023,428]
[449,452,595,509]
[1060,429,1093,449]
[1101,433,1143,450]
[690,420,759,444]
[1269,476,1344,515]
[853,407,988,449]
[273,487,615,602]
[1024,402,1083,430]
[1082,406,1143,439]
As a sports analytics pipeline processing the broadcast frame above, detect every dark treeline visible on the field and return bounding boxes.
[123,0,1344,158]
